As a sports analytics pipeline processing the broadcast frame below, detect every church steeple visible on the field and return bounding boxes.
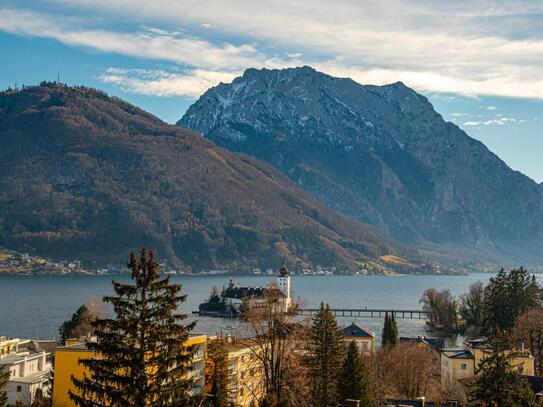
[277,261,291,311]
[279,261,289,277]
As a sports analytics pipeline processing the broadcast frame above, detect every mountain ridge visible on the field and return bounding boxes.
[179,66,543,265]
[0,82,433,273]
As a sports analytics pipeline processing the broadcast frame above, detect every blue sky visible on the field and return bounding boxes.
[1,0,542,182]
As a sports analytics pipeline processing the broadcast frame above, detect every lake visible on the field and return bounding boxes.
[0,273,497,346]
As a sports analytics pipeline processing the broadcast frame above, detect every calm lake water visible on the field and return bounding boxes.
[0,273,501,346]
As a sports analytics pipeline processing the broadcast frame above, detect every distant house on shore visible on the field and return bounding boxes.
[342,322,375,352]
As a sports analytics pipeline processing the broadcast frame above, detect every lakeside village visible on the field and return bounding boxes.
[3,256,543,407]
[0,247,424,277]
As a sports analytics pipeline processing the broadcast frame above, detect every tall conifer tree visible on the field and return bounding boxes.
[381,313,390,347]
[381,312,399,347]
[389,313,399,346]
[339,341,373,406]
[71,249,196,407]
[308,302,346,407]
[483,267,539,334]
[0,365,8,407]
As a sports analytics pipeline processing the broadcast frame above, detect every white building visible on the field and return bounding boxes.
[0,337,52,405]
[277,263,292,311]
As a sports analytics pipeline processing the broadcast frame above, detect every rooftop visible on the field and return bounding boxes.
[343,322,375,339]
[441,349,475,359]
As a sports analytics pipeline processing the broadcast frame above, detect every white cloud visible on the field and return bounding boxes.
[3,2,543,99]
[486,105,497,110]
[464,121,482,126]
[482,117,517,126]
[0,8,272,71]
[450,112,468,117]
[99,68,235,97]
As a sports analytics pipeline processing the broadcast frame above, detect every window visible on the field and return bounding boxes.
[461,363,467,370]
[239,388,244,397]
[17,385,22,392]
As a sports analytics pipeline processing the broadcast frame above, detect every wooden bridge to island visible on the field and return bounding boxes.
[297,308,430,319]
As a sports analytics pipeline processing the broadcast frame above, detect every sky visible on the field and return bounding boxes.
[1,0,542,182]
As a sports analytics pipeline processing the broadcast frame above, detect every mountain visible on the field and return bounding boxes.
[0,82,426,272]
[179,66,543,265]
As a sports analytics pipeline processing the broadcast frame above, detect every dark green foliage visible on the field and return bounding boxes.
[469,333,536,407]
[338,341,373,406]
[482,267,540,334]
[207,339,229,407]
[70,249,196,407]
[308,302,346,407]
[381,312,399,347]
[58,304,94,344]
[0,365,8,407]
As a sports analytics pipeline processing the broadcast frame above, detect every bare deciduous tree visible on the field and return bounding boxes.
[237,285,311,406]
[513,308,543,376]
[372,343,441,401]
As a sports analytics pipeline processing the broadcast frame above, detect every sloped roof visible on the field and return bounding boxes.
[343,322,375,339]
[441,349,474,359]
[400,336,444,351]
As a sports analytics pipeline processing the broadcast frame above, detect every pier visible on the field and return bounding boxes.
[297,308,429,319]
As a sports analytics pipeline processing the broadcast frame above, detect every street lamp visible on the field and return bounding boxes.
[417,396,426,407]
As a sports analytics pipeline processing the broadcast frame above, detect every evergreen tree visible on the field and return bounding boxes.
[483,267,539,334]
[71,249,196,407]
[389,313,399,346]
[308,302,346,407]
[469,333,535,407]
[381,312,399,347]
[0,365,8,407]
[338,341,373,407]
[381,313,390,347]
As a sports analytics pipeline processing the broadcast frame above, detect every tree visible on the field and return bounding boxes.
[239,284,310,406]
[206,337,229,407]
[0,365,8,407]
[483,267,540,334]
[58,298,106,343]
[469,333,535,407]
[513,308,543,376]
[420,288,458,332]
[459,281,484,335]
[70,249,197,407]
[381,312,398,348]
[339,341,373,407]
[308,302,345,407]
[373,343,441,401]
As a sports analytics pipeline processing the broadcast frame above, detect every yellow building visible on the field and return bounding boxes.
[342,322,375,352]
[52,334,207,407]
[441,337,535,386]
[226,342,264,407]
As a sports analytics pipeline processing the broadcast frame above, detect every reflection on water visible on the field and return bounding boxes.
[0,273,496,347]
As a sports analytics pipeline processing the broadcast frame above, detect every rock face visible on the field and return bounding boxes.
[0,82,420,271]
[179,66,543,264]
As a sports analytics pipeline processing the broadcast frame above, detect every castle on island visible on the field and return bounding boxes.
[198,263,292,316]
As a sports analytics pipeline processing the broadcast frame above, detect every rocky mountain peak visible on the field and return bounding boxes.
[179,66,543,265]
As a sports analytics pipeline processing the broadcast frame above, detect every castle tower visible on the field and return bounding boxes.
[277,262,291,311]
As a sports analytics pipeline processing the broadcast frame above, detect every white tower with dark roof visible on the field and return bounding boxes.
[277,262,291,311]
